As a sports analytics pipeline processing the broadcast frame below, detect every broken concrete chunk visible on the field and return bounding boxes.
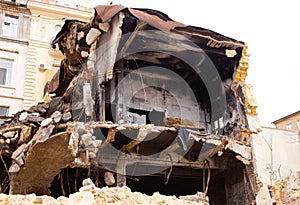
[81,133,93,147]
[12,143,28,160]
[104,172,115,186]
[88,152,96,159]
[0,138,5,144]
[9,163,20,173]
[27,113,44,122]
[19,126,32,144]
[87,147,98,154]
[5,138,10,144]
[51,111,62,123]
[86,28,101,45]
[92,140,102,148]
[15,153,25,167]
[81,51,89,58]
[99,22,110,32]
[226,49,237,58]
[79,185,95,193]
[3,131,15,138]
[77,31,85,41]
[82,178,95,187]
[19,112,28,121]
[62,112,72,122]
[41,118,53,127]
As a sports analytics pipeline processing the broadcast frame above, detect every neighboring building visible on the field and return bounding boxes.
[252,127,300,186]
[23,0,92,108]
[272,110,300,132]
[0,0,31,120]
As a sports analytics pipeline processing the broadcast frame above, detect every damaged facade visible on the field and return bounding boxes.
[0,5,267,205]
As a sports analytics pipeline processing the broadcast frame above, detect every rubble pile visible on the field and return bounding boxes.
[271,176,300,204]
[0,179,209,205]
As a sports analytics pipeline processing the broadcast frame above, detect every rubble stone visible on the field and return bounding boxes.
[104,172,115,186]
[81,133,93,147]
[51,111,62,123]
[9,163,20,173]
[41,118,53,127]
[81,51,89,58]
[86,28,101,45]
[88,152,96,159]
[19,112,28,121]
[99,22,110,32]
[3,131,15,138]
[62,112,72,121]
[82,178,95,187]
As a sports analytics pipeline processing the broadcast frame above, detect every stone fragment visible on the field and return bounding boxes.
[86,28,101,45]
[62,112,72,122]
[41,118,53,127]
[92,140,102,148]
[104,172,115,186]
[99,22,110,32]
[82,178,95,187]
[3,131,15,138]
[88,152,96,159]
[81,51,89,58]
[12,143,28,160]
[81,133,93,147]
[51,111,62,123]
[77,31,85,41]
[9,163,20,173]
[15,153,25,166]
[226,49,237,58]
[19,126,32,144]
[19,112,28,121]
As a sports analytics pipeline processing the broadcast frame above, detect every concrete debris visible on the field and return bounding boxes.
[0,4,286,205]
[86,28,101,45]
[0,183,209,205]
[62,112,72,121]
[225,49,237,58]
[51,111,62,123]
[104,172,115,186]
[80,133,93,147]
[41,118,53,127]
[270,176,300,204]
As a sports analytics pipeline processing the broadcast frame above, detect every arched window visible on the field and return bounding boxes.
[54,25,62,35]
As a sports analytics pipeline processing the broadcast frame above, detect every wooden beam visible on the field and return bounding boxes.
[123,127,151,152]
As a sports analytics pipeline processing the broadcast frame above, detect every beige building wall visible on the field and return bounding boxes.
[23,0,92,109]
[273,111,300,132]
[251,127,300,186]
[0,1,30,116]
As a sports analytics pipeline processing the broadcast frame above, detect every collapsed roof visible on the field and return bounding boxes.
[0,5,257,205]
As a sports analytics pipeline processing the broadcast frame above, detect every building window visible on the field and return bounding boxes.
[0,58,13,86]
[297,120,300,131]
[0,106,9,125]
[286,123,292,131]
[2,15,19,38]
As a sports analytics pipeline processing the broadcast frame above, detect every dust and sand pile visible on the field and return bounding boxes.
[0,179,209,205]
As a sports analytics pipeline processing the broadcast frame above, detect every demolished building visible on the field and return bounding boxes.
[0,5,268,205]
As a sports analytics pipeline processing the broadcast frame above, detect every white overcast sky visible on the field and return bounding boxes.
[92,0,300,126]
